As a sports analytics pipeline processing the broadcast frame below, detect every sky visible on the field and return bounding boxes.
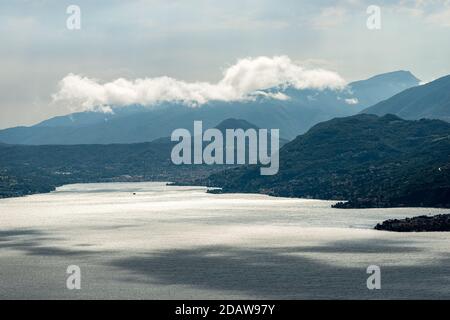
[1,0,450,129]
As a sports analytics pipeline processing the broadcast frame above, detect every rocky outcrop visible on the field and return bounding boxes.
[375,214,450,232]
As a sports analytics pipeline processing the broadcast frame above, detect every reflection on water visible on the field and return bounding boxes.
[0,182,449,299]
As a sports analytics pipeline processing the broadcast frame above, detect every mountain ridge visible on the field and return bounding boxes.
[0,71,420,145]
[0,118,262,198]
[361,74,450,122]
[204,113,450,208]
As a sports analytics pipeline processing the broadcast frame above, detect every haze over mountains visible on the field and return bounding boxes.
[362,74,450,122]
[0,70,420,145]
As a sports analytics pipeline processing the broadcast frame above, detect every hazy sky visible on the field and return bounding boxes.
[1,0,450,129]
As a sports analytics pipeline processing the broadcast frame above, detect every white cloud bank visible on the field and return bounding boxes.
[52,56,346,111]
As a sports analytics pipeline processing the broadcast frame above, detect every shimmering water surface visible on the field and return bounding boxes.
[0,182,449,299]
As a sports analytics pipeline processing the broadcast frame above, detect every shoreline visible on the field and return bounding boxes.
[2,180,448,212]
[1,182,449,299]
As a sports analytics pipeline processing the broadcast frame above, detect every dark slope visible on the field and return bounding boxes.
[362,74,450,122]
[205,114,450,208]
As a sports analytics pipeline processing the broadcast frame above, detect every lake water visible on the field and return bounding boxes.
[0,182,449,299]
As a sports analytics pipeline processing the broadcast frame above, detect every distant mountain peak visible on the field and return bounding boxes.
[214,118,259,132]
[361,73,450,122]
[362,70,420,83]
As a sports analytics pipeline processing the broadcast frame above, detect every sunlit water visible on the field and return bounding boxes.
[0,182,449,299]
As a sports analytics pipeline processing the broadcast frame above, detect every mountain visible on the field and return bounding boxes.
[213,118,289,147]
[375,214,450,232]
[361,74,450,122]
[34,104,148,128]
[0,118,258,198]
[215,118,259,132]
[0,140,173,198]
[347,70,420,108]
[204,114,450,208]
[3,113,448,208]
[0,71,420,145]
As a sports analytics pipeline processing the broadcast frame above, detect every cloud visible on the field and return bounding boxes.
[345,98,359,105]
[311,6,348,29]
[391,0,450,27]
[425,7,450,27]
[252,91,291,101]
[52,56,346,111]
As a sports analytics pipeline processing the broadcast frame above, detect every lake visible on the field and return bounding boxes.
[0,182,449,299]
